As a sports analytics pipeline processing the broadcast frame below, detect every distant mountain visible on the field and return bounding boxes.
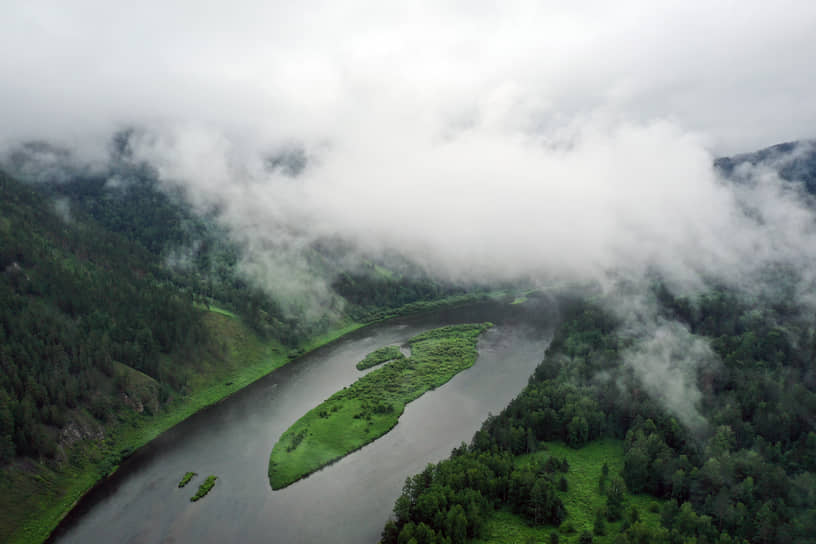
[715,140,816,193]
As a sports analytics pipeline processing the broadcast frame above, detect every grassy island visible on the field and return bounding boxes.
[177,472,197,488]
[268,323,493,489]
[190,475,217,502]
[355,345,405,370]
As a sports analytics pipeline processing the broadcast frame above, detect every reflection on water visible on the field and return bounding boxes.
[51,299,556,544]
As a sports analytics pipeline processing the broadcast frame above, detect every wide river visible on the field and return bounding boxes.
[50,299,556,544]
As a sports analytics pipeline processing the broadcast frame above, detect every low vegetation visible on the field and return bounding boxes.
[473,440,664,544]
[268,323,493,489]
[355,345,405,370]
[190,475,217,502]
[178,472,196,488]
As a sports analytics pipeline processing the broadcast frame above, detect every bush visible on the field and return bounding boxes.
[559,521,576,534]
[178,471,196,488]
[190,475,217,501]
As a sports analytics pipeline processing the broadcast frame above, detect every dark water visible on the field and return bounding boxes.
[50,300,555,544]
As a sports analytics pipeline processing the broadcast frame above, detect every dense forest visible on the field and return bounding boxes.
[381,292,816,543]
[0,170,211,463]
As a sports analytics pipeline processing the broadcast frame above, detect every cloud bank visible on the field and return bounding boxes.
[3,1,816,426]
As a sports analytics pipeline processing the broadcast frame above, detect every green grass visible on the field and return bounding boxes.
[178,472,197,488]
[374,264,395,279]
[474,439,665,544]
[190,475,217,502]
[193,302,238,318]
[268,323,493,489]
[0,459,104,544]
[206,305,237,318]
[356,345,405,370]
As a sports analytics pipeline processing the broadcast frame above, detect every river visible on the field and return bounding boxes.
[50,299,556,544]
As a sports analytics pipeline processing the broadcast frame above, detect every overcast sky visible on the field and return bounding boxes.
[3,1,816,293]
[6,2,816,423]
[1,1,815,154]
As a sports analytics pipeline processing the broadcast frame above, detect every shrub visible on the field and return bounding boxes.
[190,475,217,501]
[178,471,197,488]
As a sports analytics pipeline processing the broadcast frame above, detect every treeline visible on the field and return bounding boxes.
[332,265,466,321]
[383,292,816,543]
[382,449,569,544]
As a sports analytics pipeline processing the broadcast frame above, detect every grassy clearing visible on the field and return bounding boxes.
[190,475,217,502]
[374,264,394,279]
[356,345,405,370]
[193,302,238,318]
[206,305,237,318]
[178,472,197,488]
[268,323,493,489]
[474,439,664,544]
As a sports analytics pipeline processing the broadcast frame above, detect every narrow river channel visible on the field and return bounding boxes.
[50,299,556,544]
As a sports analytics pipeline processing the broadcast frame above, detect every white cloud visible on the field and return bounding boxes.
[4,1,816,424]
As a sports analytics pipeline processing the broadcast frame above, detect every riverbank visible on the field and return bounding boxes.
[3,292,500,544]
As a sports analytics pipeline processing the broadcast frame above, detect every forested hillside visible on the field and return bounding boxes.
[0,170,213,462]
[382,292,816,543]
[714,140,816,193]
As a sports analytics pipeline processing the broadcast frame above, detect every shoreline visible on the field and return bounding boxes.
[12,292,501,544]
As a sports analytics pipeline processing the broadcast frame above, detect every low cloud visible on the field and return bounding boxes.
[3,2,816,426]
[622,320,714,430]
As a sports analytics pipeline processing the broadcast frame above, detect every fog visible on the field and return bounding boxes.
[3,1,816,426]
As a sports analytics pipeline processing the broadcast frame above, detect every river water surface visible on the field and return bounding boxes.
[51,300,555,544]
